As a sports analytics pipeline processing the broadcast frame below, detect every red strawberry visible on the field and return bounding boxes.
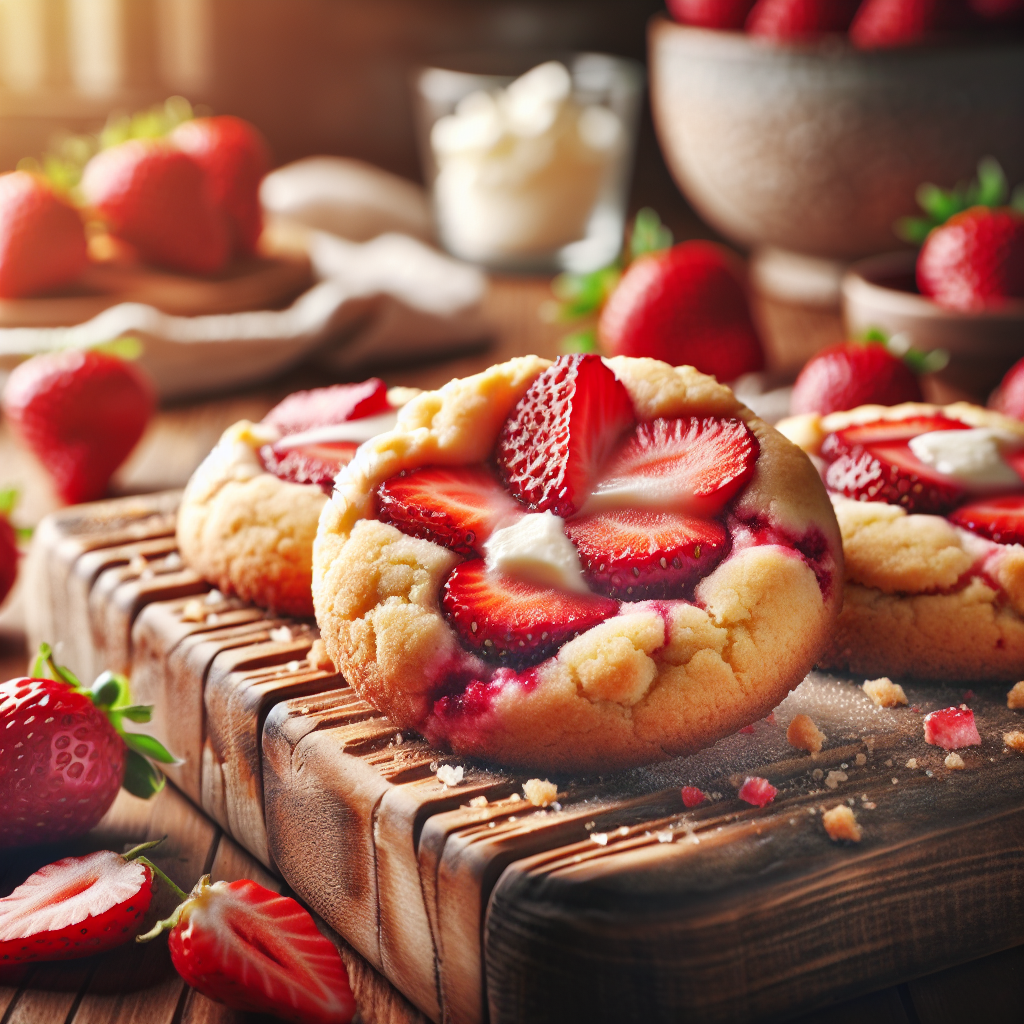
[923,706,981,749]
[681,785,706,808]
[598,242,764,382]
[916,206,1024,312]
[948,494,1024,545]
[80,140,230,275]
[0,849,154,962]
[0,171,88,299]
[583,416,760,518]
[564,509,730,599]
[790,341,923,416]
[262,379,389,435]
[497,354,635,518]
[441,559,617,669]
[171,116,271,256]
[851,0,975,48]
[666,0,757,28]
[738,776,777,807]
[821,415,971,514]
[0,489,18,608]
[746,0,860,38]
[259,442,359,492]
[377,465,522,555]
[2,349,155,505]
[0,647,173,849]
[990,357,1024,421]
[141,876,354,1024]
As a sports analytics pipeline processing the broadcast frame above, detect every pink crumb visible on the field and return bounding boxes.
[681,786,706,808]
[962,690,975,703]
[738,776,777,808]
[765,712,776,725]
[923,706,982,750]
[739,724,756,735]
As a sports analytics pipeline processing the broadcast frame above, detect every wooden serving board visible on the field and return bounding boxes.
[24,493,1024,1024]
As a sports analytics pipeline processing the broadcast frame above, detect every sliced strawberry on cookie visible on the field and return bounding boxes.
[949,494,1024,546]
[581,415,760,518]
[441,559,617,669]
[565,509,730,599]
[497,353,635,518]
[262,379,390,434]
[260,441,360,491]
[377,465,522,555]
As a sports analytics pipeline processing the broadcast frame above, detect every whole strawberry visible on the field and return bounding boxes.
[171,116,270,256]
[850,0,972,48]
[2,348,155,505]
[80,139,230,275]
[746,0,860,38]
[0,171,88,299]
[790,340,924,415]
[140,876,355,1024]
[666,0,757,28]
[0,646,174,849]
[917,206,1024,311]
[990,356,1024,421]
[598,241,765,382]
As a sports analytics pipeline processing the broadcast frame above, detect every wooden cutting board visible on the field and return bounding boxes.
[23,493,1024,1024]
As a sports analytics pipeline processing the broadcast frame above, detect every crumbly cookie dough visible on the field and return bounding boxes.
[778,402,1024,681]
[314,357,843,771]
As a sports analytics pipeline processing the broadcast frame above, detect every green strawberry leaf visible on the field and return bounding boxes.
[629,207,673,262]
[894,216,936,246]
[855,327,948,375]
[560,328,600,354]
[123,749,167,799]
[0,488,17,518]
[1011,183,1024,215]
[122,732,179,764]
[90,674,126,708]
[117,704,154,724]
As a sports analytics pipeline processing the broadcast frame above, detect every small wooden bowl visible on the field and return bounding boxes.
[842,250,1024,401]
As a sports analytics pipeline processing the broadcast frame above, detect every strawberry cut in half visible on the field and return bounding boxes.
[259,442,359,493]
[923,706,982,750]
[377,465,522,556]
[441,559,617,669]
[949,494,1024,546]
[497,354,635,518]
[821,415,971,515]
[565,509,730,600]
[582,415,760,518]
[0,849,153,963]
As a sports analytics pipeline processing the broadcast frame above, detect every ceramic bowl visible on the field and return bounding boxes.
[842,250,1024,401]
[648,18,1024,265]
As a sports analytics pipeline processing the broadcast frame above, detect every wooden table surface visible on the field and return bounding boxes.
[0,275,1020,1024]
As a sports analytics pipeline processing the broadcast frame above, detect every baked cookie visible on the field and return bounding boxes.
[177,379,418,616]
[313,354,842,771]
[779,402,1024,681]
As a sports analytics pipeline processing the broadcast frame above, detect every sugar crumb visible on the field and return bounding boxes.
[1008,682,1024,710]
[863,677,908,708]
[285,660,300,672]
[905,758,918,769]
[823,804,862,843]
[1003,730,1024,753]
[825,770,848,790]
[944,752,965,770]
[269,625,293,643]
[204,589,224,605]
[863,801,877,809]
[468,795,488,808]
[787,714,826,754]
[590,832,608,846]
[205,613,219,625]
[523,778,558,808]
[436,764,464,787]
[307,638,335,671]
[892,778,899,785]
[655,830,673,844]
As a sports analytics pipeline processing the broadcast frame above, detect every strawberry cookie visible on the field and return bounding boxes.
[313,354,842,771]
[177,379,417,617]
[779,403,1024,681]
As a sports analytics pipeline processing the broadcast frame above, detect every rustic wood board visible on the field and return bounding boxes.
[24,492,1024,1024]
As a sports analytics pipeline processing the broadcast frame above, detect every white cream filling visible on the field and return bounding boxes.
[908,428,1024,492]
[271,410,401,450]
[484,511,589,594]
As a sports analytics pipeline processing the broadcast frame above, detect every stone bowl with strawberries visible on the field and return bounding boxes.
[648,14,1024,303]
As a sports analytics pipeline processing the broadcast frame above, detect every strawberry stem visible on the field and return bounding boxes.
[136,874,210,943]
[135,856,189,902]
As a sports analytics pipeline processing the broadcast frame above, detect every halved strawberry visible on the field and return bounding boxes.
[738,776,777,807]
[262,379,389,435]
[924,706,981,750]
[949,494,1024,546]
[259,441,358,493]
[582,416,759,517]
[0,849,153,963]
[377,465,521,555]
[564,509,730,599]
[441,559,617,669]
[821,415,971,514]
[496,354,635,518]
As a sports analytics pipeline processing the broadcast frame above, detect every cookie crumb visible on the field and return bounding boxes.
[307,639,335,671]
[181,599,206,622]
[787,714,826,754]
[1008,682,1024,710]
[811,768,824,781]
[823,804,862,843]
[825,770,848,790]
[523,778,558,807]
[436,764,464,787]
[590,832,609,846]
[905,758,918,770]
[1003,730,1024,753]
[269,626,293,643]
[944,752,965,770]
[655,830,673,843]
[855,753,867,765]
[863,677,908,707]
[468,795,488,808]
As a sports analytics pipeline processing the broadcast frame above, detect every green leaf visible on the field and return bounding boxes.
[1011,183,1024,215]
[90,676,125,708]
[123,732,178,764]
[551,267,620,321]
[972,157,1008,208]
[91,336,144,361]
[0,488,17,517]
[117,704,154,724]
[894,216,935,246]
[560,328,599,354]
[628,207,673,262]
[122,749,166,799]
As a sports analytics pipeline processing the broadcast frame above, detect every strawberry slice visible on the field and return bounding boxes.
[259,441,359,493]
[582,416,759,517]
[565,509,730,599]
[142,876,355,1024]
[262,379,389,435]
[441,559,617,669]
[738,776,777,807]
[376,465,522,555]
[949,494,1024,546]
[821,415,971,515]
[497,354,635,518]
[923,706,981,750]
[0,850,153,963]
